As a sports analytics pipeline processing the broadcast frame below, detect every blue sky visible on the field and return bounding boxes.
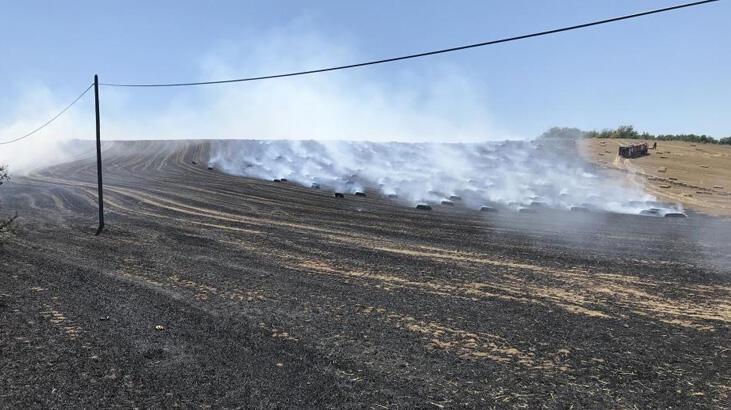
[1,0,728,140]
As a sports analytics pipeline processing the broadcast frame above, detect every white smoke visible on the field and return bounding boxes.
[210,139,680,215]
[0,84,96,173]
[0,27,680,216]
[2,28,507,173]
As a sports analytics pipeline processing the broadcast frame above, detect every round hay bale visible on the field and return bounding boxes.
[273,179,281,183]
[310,183,321,189]
[334,192,345,198]
[479,206,497,212]
[441,200,454,206]
[280,178,288,182]
[354,192,367,197]
[192,161,197,165]
[207,166,214,171]
[416,204,432,211]
[387,194,399,199]
[640,208,662,217]
[664,212,687,218]
[449,195,462,201]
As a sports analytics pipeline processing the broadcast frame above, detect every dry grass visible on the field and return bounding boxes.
[581,139,731,216]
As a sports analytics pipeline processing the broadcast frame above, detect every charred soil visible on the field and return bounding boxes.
[1,140,730,408]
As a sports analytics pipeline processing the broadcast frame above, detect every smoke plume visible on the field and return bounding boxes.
[210,139,679,215]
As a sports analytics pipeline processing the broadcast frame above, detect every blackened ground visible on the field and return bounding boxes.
[1,140,729,409]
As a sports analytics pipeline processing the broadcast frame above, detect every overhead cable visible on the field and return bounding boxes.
[0,83,94,145]
[100,0,718,88]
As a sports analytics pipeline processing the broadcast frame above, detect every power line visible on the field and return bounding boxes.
[0,83,94,145]
[101,0,719,88]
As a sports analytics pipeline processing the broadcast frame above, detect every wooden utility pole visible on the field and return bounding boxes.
[94,75,105,235]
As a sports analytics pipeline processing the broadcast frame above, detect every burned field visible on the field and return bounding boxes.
[1,140,730,408]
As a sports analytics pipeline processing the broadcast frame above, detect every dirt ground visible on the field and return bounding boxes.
[581,139,731,217]
[1,140,730,408]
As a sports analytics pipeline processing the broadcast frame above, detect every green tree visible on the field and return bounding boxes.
[580,126,725,144]
[616,125,640,139]
[539,127,587,140]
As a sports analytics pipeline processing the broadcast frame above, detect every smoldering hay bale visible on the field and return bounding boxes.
[311,183,320,189]
[664,212,687,218]
[387,194,398,199]
[334,193,345,198]
[207,166,214,171]
[441,200,454,206]
[354,192,367,197]
[415,204,432,210]
[479,206,497,212]
[640,208,662,217]
[208,139,671,216]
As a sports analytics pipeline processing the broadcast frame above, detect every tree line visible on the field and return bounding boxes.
[541,126,731,145]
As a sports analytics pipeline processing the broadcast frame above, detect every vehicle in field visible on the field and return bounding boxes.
[618,143,649,158]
